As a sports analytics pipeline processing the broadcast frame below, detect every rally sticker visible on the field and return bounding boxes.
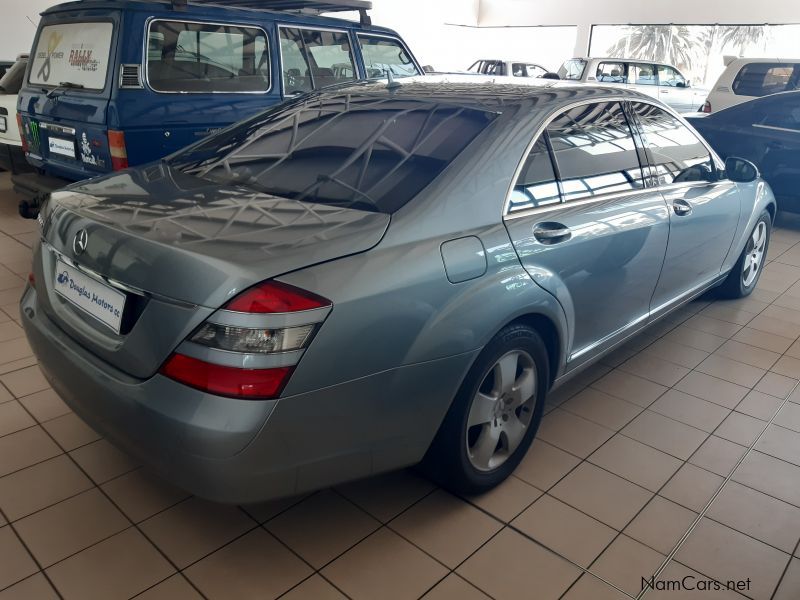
[54,260,126,333]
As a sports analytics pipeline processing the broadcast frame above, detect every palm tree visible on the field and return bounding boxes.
[605,25,709,72]
[715,25,767,55]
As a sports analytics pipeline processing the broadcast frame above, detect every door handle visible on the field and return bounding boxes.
[672,199,692,216]
[533,223,572,244]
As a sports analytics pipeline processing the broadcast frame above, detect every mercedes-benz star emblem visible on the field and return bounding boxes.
[73,229,88,255]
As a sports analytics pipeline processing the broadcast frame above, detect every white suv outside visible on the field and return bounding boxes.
[468,59,551,79]
[558,57,708,113]
[701,57,800,114]
[0,54,28,174]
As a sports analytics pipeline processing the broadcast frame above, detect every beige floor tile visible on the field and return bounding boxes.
[42,412,101,451]
[140,497,255,569]
[753,372,798,398]
[0,357,37,377]
[422,573,490,599]
[589,434,682,492]
[457,527,581,600]
[101,468,189,523]
[714,339,780,370]
[240,494,309,525]
[647,561,745,599]
[324,528,448,600]
[281,575,347,600]
[665,326,727,353]
[643,338,710,369]
[512,494,616,567]
[650,389,730,433]
[622,411,707,461]
[676,518,790,600]
[716,412,765,447]
[706,480,800,553]
[537,408,614,458]
[514,439,581,490]
[733,327,794,354]
[591,369,667,407]
[675,372,749,409]
[46,528,174,600]
[770,356,800,379]
[0,339,33,368]
[0,366,48,398]
[562,573,629,600]
[748,314,800,339]
[762,304,800,326]
[0,454,92,521]
[755,424,800,466]
[185,528,312,600]
[14,488,129,567]
[619,353,691,387]
[134,575,203,600]
[661,464,724,512]
[550,462,652,530]
[733,450,800,507]
[16,389,70,423]
[773,558,800,600]
[774,402,800,432]
[69,439,138,484]
[590,534,665,596]
[0,322,24,343]
[625,495,697,555]
[699,304,758,327]
[266,490,380,569]
[560,387,643,430]
[0,426,62,477]
[683,315,742,338]
[465,475,542,523]
[0,526,39,590]
[335,469,435,523]
[696,354,766,388]
[736,390,784,421]
[688,436,747,478]
[0,573,59,600]
[0,383,11,404]
[786,337,800,359]
[0,400,35,437]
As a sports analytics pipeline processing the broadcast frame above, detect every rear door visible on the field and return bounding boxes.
[503,100,670,365]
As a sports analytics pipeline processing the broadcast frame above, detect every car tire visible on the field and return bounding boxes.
[421,324,549,496]
[717,210,771,299]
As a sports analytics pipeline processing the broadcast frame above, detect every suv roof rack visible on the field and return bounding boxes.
[170,0,372,25]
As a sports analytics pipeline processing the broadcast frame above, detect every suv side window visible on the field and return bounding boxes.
[358,35,419,78]
[630,64,657,86]
[631,102,715,185]
[597,62,626,83]
[509,136,560,213]
[147,21,270,93]
[657,65,686,87]
[732,63,800,97]
[512,63,546,78]
[279,27,356,94]
[547,101,645,202]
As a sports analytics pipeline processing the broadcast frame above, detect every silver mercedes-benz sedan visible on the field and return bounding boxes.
[21,78,775,503]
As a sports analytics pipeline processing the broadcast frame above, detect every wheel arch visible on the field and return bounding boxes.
[497,312,562,387]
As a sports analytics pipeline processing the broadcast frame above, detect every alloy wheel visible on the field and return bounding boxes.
[742,221,767,288]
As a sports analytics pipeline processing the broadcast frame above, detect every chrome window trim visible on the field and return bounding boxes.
[355,31,423,78]
[277,23,361,92]
[502,96,725,220]
[177,340,304,368]
[207,305,332,328]
[144,17,272,95]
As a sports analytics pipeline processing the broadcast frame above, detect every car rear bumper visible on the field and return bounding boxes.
[21,284,475,503]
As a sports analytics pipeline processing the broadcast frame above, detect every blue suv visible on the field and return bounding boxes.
[14,0,422,211]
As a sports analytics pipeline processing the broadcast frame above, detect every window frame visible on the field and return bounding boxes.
[629,62,658,87]
[144,17,272,95]
[656,64,686,88]
[596,61,627,83]
[356,32,422,80]
[732,62,800,97]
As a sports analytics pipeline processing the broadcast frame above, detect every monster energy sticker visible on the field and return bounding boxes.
[30,22,113,90]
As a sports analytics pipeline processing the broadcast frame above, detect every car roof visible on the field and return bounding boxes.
[571,57,678,68]
[725,57,800,66]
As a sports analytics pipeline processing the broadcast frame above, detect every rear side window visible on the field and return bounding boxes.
[596,62,626,83]
[509,137,560,212]
[358,35,419,79]
[630,64,657,86]
[280,28,357,94]
[630,102,714,185]
[170,95,497,214]
[147,21,270,92]
[547,101,645,202]
[29,22,113,90]
[558,59,586,81]
[732,63,800,97]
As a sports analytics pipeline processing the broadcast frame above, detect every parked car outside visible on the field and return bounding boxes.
[557,57,709,113]
[21,78,774,503]
[468,59,551,78]
[687,91,800,212]
[13,0,422,207]
[700,57,800,114]
[0,54,32,174]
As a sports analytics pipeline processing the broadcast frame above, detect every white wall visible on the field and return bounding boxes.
[1,0,55,60]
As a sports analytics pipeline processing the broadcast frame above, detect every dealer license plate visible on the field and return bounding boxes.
[48,137,76,158]
[54,260,126,333]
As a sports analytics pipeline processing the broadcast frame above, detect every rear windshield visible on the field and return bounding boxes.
[0,59,27,94]
[732,63,800,97]
[170,94,497,213]
[29,22,113,90]
[558,59,587,81]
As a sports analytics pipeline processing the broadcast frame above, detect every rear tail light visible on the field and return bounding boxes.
[701,100,712,114]
[108,129,129,170]
[17,114,28,153]
[160,281,332,399]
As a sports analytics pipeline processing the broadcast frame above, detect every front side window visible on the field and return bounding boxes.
[513,63,547,78]
[733,63,800,97]
[558,59,586,80]
[147,21,269,92]
[547,102,644,202]
[630,64,657,86]
[358,35,419,79]
[29,22,114,90]
[596,62,626,83]
[509,136,560,212]
[657,65,686,87]
[631,102,715,185]
[280,28,357,94]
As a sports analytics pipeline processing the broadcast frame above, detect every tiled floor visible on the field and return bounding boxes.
[0,170,799,599]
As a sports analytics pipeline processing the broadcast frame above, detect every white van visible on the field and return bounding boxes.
[557,57,708,113]
[0,54,29,174]
[701,57,800,113]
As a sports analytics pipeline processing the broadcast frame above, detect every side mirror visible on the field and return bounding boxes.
[725,156,759,183]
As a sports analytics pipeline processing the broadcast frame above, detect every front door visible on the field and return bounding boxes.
[656,64,695,112]
[504,101,670,365]
[630,102,742,311]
